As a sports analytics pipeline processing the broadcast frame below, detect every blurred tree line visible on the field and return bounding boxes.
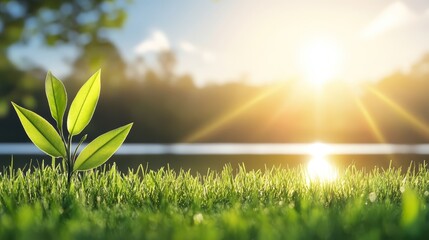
[2,43,429,143]
[1,0,429,143]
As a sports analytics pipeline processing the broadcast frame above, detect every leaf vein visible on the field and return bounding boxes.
[70,73,98,134]
[79,128,127,168]
[20,107,62,156]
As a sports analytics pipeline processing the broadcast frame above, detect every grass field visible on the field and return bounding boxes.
[1,162,429,240]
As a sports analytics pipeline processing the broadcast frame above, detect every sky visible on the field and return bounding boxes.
[8,0,429,86]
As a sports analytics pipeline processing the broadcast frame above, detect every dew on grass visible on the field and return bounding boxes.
[193,213,204,224]
[369,192,377,202]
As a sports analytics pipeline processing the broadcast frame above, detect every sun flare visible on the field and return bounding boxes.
[306,143,338,183]
[298,37,343,86]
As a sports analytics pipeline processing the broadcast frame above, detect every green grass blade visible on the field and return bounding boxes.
[67,70,101,136]
[401,188,421,230]
[74,123,133,171]
[11,102,66,158]
[45,71,67,130]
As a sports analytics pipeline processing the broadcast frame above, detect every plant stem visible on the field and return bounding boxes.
[58,125,72,189]
[66,136,73,190]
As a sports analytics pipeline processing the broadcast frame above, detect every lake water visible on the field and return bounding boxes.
[1,143,428,173]
[2,143,429,155]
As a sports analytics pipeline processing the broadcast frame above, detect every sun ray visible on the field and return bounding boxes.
[259,82,305,133]
[354,97,386,143]
[182,85,281,143]
[354,94,397,164]
[368,87,429,138]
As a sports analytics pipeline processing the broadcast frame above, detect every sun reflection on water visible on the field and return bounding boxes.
[306,143,338,183]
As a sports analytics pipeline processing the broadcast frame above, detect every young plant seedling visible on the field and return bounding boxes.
[11,70,133,188]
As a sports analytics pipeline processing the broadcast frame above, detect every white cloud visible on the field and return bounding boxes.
[135,30,170,54]
[425,8,429,16]
[202,51,215,63]
[361,1,417,40]
[179,40,216,63]
[179,41,196,53]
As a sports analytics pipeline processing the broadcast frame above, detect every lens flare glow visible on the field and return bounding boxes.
[306,143,338,183]
[298,37,343,86]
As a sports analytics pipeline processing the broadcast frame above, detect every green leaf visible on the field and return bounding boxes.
[45,71,67,130]
[74,123,133,171]
[67,70,101,136]
[12,102,66,158]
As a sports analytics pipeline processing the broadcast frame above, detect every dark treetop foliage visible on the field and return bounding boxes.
[0,0,130,117]
[0,0,128,48]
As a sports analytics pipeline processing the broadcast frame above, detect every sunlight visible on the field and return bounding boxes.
[354,97,386,143]
[182,85,282,142]
[306,143,338,183]
[298,37,343,87]
[368,87,429,138]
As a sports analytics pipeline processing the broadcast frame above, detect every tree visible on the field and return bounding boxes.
[0,0,130,117]
[67,38,127,90]
[157,50,177,81]
[0,0,129,49]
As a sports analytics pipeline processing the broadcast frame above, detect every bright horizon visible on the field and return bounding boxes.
[9,0,429,86]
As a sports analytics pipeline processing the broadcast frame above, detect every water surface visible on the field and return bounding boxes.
[2,143,429,155]
[1,143,428,173]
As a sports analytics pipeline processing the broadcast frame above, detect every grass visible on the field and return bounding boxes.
[1,162,429,240]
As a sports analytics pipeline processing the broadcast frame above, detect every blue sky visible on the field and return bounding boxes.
[8,0,429,86]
